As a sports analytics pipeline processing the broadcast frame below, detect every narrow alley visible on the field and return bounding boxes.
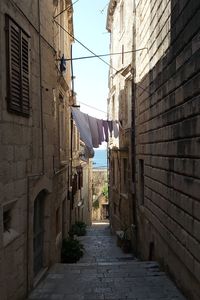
[1,1,200,299]
[28,222,186,300]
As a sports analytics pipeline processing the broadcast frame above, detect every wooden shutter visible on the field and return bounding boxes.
[6,15,30,116]
[21,33,30,115]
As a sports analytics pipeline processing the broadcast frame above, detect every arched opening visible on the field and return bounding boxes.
[33,190,46,277]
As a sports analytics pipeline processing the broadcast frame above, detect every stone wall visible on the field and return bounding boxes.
[106,0,135,236]
[135,1,200,298]
[0,0,73,299]
[92,169,108,221]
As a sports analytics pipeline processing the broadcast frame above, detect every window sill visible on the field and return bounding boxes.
[3,229,19,247]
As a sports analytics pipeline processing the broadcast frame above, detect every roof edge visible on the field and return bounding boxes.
[106,0,117,32]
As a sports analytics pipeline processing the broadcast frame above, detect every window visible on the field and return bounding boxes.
[5,15,30,116]
[3,209,11,232]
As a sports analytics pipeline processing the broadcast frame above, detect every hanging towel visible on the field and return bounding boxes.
[103,120,109,142]
[97,119,104,144]
[108,120,113,137]
[113,121,119,138]
[87,115,100,148]
[71,107,94,157]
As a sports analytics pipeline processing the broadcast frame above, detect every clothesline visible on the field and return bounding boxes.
[71,107,119,158]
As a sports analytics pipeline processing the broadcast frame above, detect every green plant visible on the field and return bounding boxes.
[102,184,108,200]
[69,221,87,236]
[92,199,99,210]
[116,225,132,253]
[61,237,84,263]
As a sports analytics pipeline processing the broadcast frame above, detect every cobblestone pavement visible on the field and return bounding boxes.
[28,221,186,300]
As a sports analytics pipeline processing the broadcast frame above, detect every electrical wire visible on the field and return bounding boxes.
[100,2,109,14]
[78,101,107,114]
[54,20,150,95]
[54,19,116,70]
[57,48,148,61]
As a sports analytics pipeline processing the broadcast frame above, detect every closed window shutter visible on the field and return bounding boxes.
[21,33,30,114]
[6,15,30,116]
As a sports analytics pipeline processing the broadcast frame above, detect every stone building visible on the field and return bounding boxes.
[107,0,200,299]
[92,169,108,221]
[0,0,77,299]
[70,138,93,226]
[134,1,200,298]
[81,158,93,225]
[106,0,135,237]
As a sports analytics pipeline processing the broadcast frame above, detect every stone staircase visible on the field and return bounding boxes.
[28,222,186,300]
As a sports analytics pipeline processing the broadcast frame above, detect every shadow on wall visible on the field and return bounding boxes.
[135,0,200,299]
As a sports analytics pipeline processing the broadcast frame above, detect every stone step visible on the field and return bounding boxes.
[29,261,185,300]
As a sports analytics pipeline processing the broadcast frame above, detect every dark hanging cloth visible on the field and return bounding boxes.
[77,167,83,189]
[97,119,104,144]
[72,174,78,195]
[71,107,94,157]
[87,115,100,148]
[60,54,66,73]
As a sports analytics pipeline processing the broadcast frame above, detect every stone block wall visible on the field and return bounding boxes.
[0,0,73,299]
[135,0,200,298]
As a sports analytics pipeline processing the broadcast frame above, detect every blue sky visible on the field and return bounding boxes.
[72,0,110,119]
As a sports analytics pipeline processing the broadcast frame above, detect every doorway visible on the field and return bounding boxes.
[33,191,45,276]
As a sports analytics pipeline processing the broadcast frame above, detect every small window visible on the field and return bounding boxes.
[5,15,30,116]
[3,209,11,232]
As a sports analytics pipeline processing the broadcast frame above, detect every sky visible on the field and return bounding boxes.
[72,0,110,120]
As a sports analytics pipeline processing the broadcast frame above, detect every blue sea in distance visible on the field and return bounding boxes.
[93,149,108,169]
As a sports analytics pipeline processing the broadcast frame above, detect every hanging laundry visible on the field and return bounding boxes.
[71,107,94,158]
[87,115,100,148]
[97,119,104,144]
[103,120,109,142]
[113,121,119,138]
[71,107,120,152]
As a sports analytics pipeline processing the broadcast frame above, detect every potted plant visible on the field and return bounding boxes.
[69,221,87,237]
[117,225,132,253]
[61,236,84,263]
